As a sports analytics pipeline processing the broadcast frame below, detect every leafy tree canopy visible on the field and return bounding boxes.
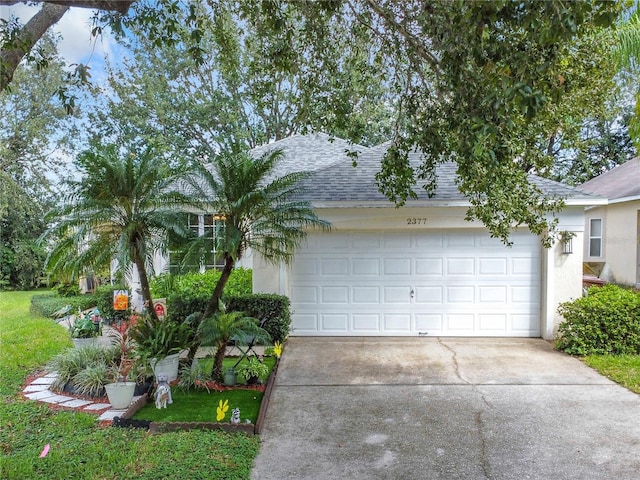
[2,0,628,244]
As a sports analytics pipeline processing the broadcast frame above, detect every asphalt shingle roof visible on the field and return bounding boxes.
[250,134,604,205]
[578,157,640,200]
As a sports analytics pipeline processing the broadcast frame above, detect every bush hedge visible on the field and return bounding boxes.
[170,292,291,344]
[30,293,98,318]
[30,284,131,321]
[556,285,640,356]
[150,268,252,299]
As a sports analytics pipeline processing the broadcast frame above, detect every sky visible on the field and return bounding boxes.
[1,1,122,80]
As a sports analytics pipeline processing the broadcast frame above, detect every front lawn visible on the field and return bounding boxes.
[0,291,259,480]
[583,355,640,394]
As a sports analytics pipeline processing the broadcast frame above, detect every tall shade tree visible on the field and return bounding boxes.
[189,149,330,320]
[42,142,194,319]
[616,10,640,146]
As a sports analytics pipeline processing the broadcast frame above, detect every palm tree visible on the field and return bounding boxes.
[195,306,271,381]
[191,148,330,319]
[43,142,195,321]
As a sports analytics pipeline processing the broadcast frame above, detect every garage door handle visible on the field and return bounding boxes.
[410,288,415,298]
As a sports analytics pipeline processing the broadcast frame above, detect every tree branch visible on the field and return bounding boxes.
[1,1,136,90]
[0,1,134,14]
[1,3,69,90]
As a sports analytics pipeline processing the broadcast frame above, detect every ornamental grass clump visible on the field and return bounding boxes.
[556,285,640,356]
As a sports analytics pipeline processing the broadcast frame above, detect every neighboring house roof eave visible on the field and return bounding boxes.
[607,194,640,205]
[564,198,608,206]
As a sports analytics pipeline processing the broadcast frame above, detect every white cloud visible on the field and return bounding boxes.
[1,2,117,66]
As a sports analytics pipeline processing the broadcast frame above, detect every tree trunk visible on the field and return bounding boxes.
[212,341,226,381]
[203,254,235,318]
[132,246,159,322]
[1,3,69,90]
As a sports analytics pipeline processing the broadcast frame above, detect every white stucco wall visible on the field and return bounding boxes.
[254,205,587,339]
[584,200,640,285]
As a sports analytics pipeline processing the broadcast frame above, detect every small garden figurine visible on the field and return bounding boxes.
[230,408,240,424]
[154,374,172,409]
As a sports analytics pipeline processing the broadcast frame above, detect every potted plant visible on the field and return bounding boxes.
[69,311,100,348]
[104,320,137,409]
[130,314,191,382]
[236,356,269,385]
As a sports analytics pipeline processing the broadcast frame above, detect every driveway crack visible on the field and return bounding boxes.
[437,337,468,384]
[438,338,491,479]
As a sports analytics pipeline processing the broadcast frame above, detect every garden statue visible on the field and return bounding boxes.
[155,374,173,409]
[230,408,241,424]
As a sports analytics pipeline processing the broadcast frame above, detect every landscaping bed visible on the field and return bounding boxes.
[116,356,280,435]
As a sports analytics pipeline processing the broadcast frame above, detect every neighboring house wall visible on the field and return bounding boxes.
[584,200,640,285]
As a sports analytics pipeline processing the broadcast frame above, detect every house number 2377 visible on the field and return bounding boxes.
[406,218,427,225]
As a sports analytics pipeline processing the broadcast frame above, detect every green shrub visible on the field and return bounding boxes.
[556,285,640,355]
[129,314,192,361]
[155,267,252,300]
[227,294,291,343]
[30,293,97,318]
[54,282,81,297]
[170,293,291,343]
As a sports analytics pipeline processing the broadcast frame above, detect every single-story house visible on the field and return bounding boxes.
[578,157,640,287]
[251,134,605,340]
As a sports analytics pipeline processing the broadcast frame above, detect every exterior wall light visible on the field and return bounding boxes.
[560,231,575,255]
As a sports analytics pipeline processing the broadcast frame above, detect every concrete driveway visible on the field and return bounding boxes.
[251,337,640,479]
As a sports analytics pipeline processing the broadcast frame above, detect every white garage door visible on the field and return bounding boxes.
[289,230,541,337]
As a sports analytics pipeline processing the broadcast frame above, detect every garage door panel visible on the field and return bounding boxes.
[352,286,380,303]
[294,314,319,332]
[321,314,349,332]
[383,232,411,248]
[289,230,541,337]
[479,257,508,275]
[383,313,411,332]
[447,258,475,275]
[352,313,380,332]
[479,314,508,332]
[383,286,411,303]
[446,286,475,303]
[321,258,349,276]
[415,314,443,332]
[415,286,443,303]
[446,314,475,331]
[512,257,539,275]
[479,286,508,303]
[383,258,411,275]
[446,233,476,247]
[352,258,380,276]
[415,258,443,275]
[322,286,349,303]
[291,286,318,304]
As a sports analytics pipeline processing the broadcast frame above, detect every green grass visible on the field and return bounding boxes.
[0,291,259,480]
[133,389,264,423]
[583,355,640,394]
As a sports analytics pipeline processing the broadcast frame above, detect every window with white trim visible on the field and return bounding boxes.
[169,213,225,274]
[589,218,603,258]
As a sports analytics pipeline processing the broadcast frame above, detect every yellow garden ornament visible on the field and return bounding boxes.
[273,341,283,358]
[216,399,229,422]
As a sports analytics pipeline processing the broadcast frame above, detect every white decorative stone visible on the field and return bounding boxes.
[98,410,127,421]
[83,403,112,411]
[23,384,50,393]
[59,399,94,408]
[24,390,57,400]
[31,377,56,385]
[39,394,75,404]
